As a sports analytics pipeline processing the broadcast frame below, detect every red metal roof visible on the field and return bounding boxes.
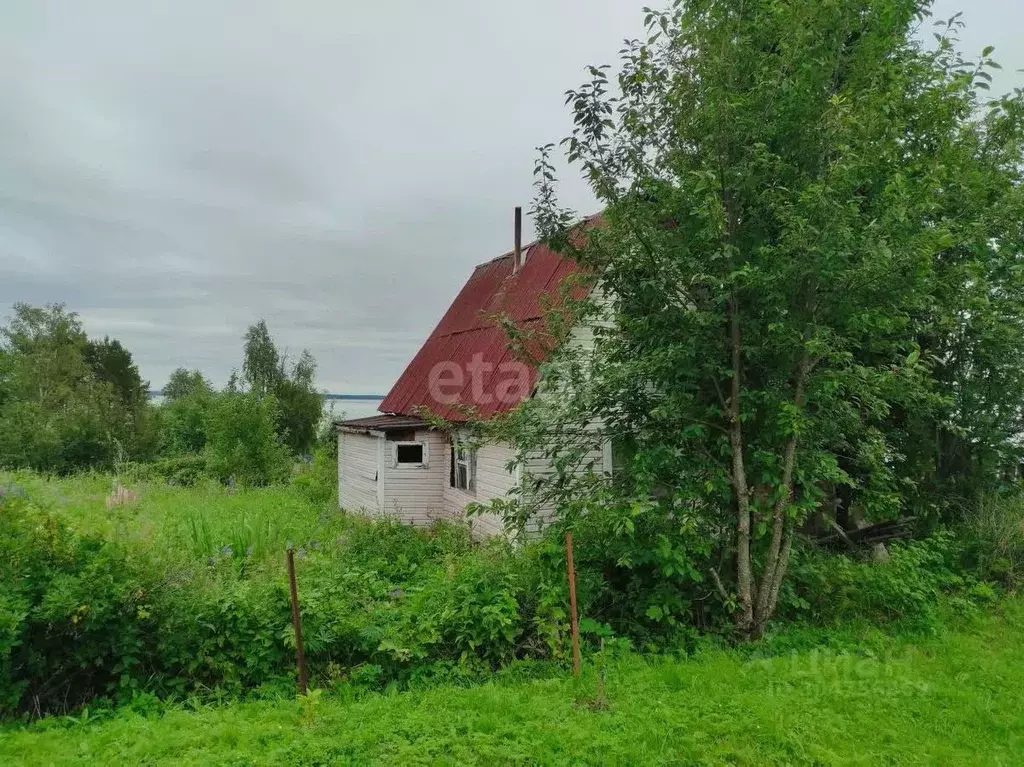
[379,237,591,421]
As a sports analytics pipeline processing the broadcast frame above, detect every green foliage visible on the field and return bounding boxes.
[782,532,975,631]
[203,392,290,487]
[504,0,1024,638]
[531,487,722,647]
[959,492,1024,587]
[241,320,280,398]
[162,368,212,401]
[156,334,323,486]
[3,599,1023,764]
[290,446,338,506]
[83,337,157,460]
[157,391,212,456]
[1,305,321,483]
[274,372,323,456]
[0,496,160,717]
[0,304,153,472]
[0,472,1017,722]
[241,321,323,455]
[0,475,551,717]
[83,337,147,411]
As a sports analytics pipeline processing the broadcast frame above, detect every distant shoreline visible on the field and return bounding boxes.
[146,391,384,401]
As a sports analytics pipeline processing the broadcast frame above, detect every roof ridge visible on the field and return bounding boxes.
[475,239,541,269]
[473,210,602,270]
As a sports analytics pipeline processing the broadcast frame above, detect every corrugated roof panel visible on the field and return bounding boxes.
[335,414,427,432]
[378,230,594,422]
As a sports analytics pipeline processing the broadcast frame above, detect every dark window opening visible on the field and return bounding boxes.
[611,435,638,476]
[396,443,424,465]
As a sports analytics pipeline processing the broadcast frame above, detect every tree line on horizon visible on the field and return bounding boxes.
[0,305,326,485]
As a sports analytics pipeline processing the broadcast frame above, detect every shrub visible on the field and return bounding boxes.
[158,393,211,456]
[536,493,718,646]
[4,471,1004,721]
[291,446,337,506]
[203,393,290,487]
[412,545,527,666]
[960,492,1024,587]
[0,496,161,717]
[151,566,292,696]
[0,487,549,717]
[152,454,209,486]
[782,532,970,630]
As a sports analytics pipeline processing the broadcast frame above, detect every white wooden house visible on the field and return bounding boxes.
[336,214,607,537]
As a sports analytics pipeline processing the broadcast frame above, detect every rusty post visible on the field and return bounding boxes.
[513,206,523,274]
[286,547,308,696]
[565,530,581,676]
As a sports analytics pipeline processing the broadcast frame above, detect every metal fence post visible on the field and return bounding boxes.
[286,548,308,696]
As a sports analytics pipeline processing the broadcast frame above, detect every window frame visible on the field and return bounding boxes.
[392,440,428,468]
[450,440,477,493]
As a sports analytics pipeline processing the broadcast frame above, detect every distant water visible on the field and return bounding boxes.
[324,395,384,421]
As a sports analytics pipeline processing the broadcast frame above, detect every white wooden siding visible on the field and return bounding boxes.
[566,281,613,353]
[378,429,449,525]
[338,431,381,513]
[520,442,607,532]
[443,440,518,538]
[337,286,614,537]
[518,284,614,530]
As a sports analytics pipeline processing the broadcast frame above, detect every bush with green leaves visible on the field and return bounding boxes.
[150,454,209,486]
[2,470,1014,720]
[0,496,161,717]
[959,493,1024,588]
[290,445,338,506]
[0,484,560,718]
[157,392,211,457]
[527,489,721,650]
[781,532,978,631]
[203,392,290,487]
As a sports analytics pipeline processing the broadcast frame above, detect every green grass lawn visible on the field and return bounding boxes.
[3,599,1021,766]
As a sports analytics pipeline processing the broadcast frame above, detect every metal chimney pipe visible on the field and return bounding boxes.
[513,206,522,274]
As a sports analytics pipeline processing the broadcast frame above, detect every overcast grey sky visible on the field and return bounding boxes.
[1,1,1021,394]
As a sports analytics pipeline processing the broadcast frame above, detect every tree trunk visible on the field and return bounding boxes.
[752,352,810,629]
[728,299,755,635]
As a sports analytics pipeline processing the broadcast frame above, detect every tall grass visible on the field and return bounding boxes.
[963,492,1024,586]
[183,505,297,560]
[0,469,342,564]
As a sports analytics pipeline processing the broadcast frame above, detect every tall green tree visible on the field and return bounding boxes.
[0,304,130,471]
[273,350,322,455]
[241,321,322,455]
[162,368,212,401]
[83,337,147,409]
[242,320,281,397]
[511,0,1024,638]
[84,336,158,460]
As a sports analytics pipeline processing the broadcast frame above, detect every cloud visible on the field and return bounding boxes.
[1,0,1021,394]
